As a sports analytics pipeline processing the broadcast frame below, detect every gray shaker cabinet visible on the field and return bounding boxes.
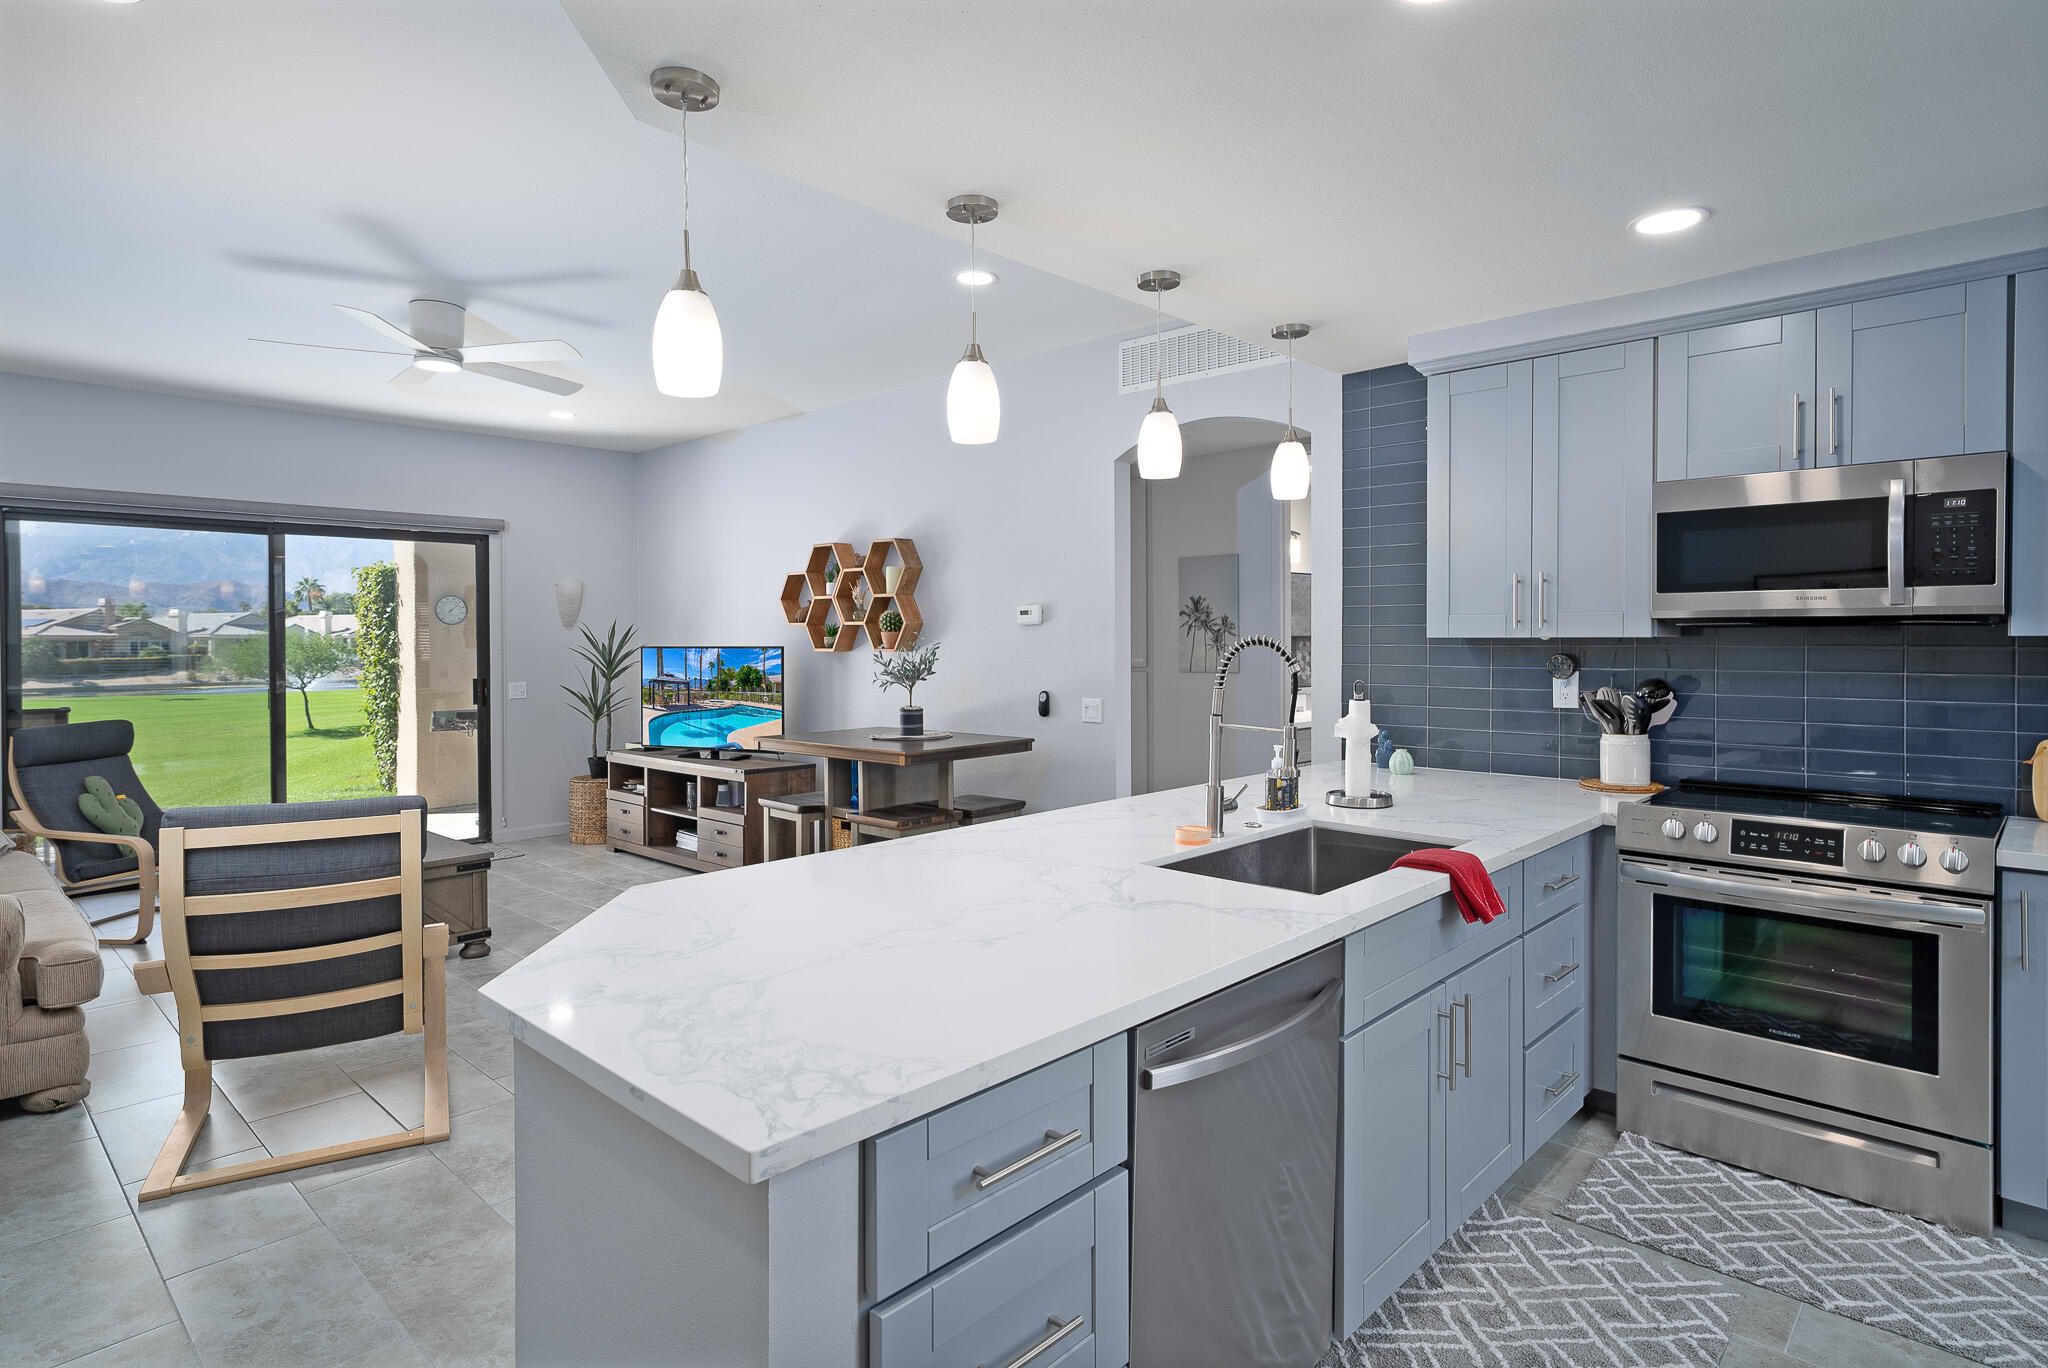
[1815,279,2008,467]
[1337,989,1446,1336]
[2000,872,2048,1212]
[1441,938,1525,1227]
[1532,340,1656,638]
[1426,361,1533,638]
[2008,270,2048,637]
[1656,313,1815,480]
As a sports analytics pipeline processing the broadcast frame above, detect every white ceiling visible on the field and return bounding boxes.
[0,0,1156,452]
[563,0,2048,375]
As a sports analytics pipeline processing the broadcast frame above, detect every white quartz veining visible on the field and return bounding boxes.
[479,763,1633,1183]
[2002,818,2048,874]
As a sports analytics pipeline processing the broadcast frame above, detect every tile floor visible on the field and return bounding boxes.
[0,836,2029,1367]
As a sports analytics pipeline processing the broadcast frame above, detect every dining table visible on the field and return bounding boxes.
[755,727,1034,840]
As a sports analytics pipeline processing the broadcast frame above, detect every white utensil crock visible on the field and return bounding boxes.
[1599,734,1651,786]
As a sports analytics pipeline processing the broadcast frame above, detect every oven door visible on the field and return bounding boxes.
[1618,857,1991,1142]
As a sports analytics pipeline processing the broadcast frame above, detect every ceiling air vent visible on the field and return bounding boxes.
[1118,325,1283,395]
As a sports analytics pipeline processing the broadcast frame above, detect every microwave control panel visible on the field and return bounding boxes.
[1913,489,1996,584]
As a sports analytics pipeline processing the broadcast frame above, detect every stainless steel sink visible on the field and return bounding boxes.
[1161,825,1443,896]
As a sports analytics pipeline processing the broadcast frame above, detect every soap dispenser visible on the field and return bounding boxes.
[1265,743,1299,812]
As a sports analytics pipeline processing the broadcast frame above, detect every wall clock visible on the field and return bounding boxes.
[434,594,469,626]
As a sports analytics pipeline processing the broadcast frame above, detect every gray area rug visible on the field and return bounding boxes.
[1562,1131,2048,1366]
[1320,1195,1739,1367]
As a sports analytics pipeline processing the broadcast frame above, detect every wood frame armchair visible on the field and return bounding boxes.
[5,728,159,946]
[134,800,448,1203]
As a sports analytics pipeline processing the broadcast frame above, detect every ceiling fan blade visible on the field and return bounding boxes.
[335,304,432,353]
[249,338,412,355]
[389,365,435,387]
[455,339,582,364]
[407,299,467,352]
[464,363,581,396]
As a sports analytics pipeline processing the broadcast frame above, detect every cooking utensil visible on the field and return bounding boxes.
[1581,694,1622,734]
[1637,678,1676,729]
[1617,694,1649,735]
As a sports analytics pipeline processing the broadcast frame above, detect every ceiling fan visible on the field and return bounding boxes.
[252,299,583,395]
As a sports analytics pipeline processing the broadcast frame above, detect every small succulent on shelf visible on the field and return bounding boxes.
[823,623,840,642]
[824,560,840,584]
[878,608,904,649]
[874,639,939,735]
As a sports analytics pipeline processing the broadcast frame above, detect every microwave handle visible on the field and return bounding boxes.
[1619,859,1987,929]
[1886,477,1908,607]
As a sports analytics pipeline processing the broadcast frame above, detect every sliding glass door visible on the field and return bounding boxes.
[4,511,489,839]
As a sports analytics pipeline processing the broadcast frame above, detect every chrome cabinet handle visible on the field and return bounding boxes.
[1827,386,1839,457]
[1543,960,1581,984]
[1537,571,1549,631]
[1885,477,1908,606]
[1545,1070,1582,1100]
[980,1315,1085,1368]
[972,1129,1083,1190]
[1511,573,1523,629]
[1789,393,1803,466]
[1461,993,1472,1078]
[2024,891,2031,973]
[1437,1005,1457,1091]
[1542,873,1579,894]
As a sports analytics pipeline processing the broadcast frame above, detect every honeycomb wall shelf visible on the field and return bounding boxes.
[784,537,923,653]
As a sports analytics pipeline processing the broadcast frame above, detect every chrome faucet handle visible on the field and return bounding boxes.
[1221,784,1246,813]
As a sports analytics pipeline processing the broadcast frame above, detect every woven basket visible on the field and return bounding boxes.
[568,775,608,845]
[830,817,853,851]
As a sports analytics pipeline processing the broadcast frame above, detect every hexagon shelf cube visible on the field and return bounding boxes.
[779,573,811,626]
[784,537,923,654]
[804,595,856,653]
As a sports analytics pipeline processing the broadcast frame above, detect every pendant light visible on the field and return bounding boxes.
[1134,269,1183,479]
[945,194,1001,444]
[1269,323,1312,500]
[649,67,724,398]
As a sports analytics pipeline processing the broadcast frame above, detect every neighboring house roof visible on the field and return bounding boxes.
[152,611,267,636]
[19,606,110,633]
[285,613,358,636]
[20,618,108,640]
[109,617,175,639]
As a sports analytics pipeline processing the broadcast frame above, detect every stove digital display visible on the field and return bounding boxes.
[1730,819,1843,866]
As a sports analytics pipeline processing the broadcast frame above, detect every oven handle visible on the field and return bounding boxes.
[1618,860,1987,929]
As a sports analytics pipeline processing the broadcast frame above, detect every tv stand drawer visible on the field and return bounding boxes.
[699,813,744,847]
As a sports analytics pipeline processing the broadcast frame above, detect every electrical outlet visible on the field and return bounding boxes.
[1552,675,1579,709]
[1081,697,1103,724]
[507,681,527,700]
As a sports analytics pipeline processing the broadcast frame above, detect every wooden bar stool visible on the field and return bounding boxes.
[952,794,1026,826]
[845,802,960,845]
[759,791,827,860]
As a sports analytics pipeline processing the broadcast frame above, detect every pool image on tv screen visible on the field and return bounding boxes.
[640,646,785,749]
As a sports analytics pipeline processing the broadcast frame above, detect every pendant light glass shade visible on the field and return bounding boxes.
[947,343,1000,444]
[1269,435,1311,500]
[1136,397,1183,479]
[652,271,723,398]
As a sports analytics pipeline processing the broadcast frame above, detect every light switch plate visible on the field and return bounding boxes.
[507,681,527,700]
[1081,697,1103,724]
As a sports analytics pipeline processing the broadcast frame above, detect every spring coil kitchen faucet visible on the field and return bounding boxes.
[1208,634,1303,838]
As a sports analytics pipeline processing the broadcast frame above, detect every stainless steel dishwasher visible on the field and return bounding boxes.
[1131,943,1342,1368]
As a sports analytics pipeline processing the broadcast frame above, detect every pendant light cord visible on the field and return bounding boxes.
[1286,330,1296,439]
[968,217,979,346]
[1154,284,1165,399]
[680,104,693,272]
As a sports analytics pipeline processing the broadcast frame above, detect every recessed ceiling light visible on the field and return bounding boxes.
[955,268,999,287]
[547,410,576,421]
[1631,206,1710,236]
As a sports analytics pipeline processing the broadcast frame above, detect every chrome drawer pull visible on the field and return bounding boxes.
[2024,891,2032,973]
[1542,873,1579,894]
[1543,960,1581,984]
[1436,1006,1456,1091]
[972,1129,1083,1191]
[1461,993,1472,1079]
[1545,1070,1581,1100]
[980,1314,1085,1368]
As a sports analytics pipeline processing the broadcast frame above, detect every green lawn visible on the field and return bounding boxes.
[47,687,388,809]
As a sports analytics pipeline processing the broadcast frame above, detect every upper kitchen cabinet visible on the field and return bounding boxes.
[2014,270,2048,637]
[1655,313,1815,480]
[1532,340,1655,638]
[1815,279,2008,466]
[1426,361,1533,638]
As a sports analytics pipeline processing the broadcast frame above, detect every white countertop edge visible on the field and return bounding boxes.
[2001,817,2048,874]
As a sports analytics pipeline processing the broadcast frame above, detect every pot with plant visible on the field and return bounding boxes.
[878,608,903,650]
[874,639,939,736]
[824,623,840,646]
[562,621,638,778]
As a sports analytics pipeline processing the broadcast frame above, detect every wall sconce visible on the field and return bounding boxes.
[554,580,585,629]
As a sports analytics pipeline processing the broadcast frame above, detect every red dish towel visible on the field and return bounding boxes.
[1391,849,1506,925]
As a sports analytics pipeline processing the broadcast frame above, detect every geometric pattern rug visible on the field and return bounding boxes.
[1319,1194,1740,1367]
[1561,1131,2048,1367]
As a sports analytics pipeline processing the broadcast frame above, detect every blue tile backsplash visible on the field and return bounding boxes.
[1341,363,2048,818]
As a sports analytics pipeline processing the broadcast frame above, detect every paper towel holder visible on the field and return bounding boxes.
[1327,788,1393,809]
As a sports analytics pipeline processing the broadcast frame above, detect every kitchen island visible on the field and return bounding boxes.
[479,763,1636,1367]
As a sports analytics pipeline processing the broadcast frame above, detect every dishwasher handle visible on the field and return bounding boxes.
[1139,979,1340,1091]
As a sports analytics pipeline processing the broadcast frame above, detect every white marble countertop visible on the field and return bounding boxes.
[479,763,1635,1184]
[2002,818,2048,874]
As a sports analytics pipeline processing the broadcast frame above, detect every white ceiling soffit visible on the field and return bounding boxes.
[561,0,2048,375]
[0,0,1154,453]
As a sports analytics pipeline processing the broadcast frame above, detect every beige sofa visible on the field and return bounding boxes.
[0,844,104,1110]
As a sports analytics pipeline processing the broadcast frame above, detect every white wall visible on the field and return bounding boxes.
[632,330,1342,814]
[0,373,636,839]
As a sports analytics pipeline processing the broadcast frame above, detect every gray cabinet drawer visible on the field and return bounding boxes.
[1345,868,1522,1033]
[1522,900,1588,1043]
[699,813,744,847]
[1523,1008,1590,1160]
[606,816,643,846]
[606,798,643,825]
[868,1168,1128,1368]
[693,839,740,870]
[1524,834,1590,929]
[866,1036,1128,1305]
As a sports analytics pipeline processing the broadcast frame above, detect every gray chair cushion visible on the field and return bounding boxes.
[10,720,161,886]
[162,797,427,1060]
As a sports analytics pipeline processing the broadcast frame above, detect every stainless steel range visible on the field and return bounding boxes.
[1617,779,2004,1233]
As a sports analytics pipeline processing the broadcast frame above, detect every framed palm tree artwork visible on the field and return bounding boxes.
[1177,553,1239,673]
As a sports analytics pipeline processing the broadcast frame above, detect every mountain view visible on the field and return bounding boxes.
[18,522,396,610]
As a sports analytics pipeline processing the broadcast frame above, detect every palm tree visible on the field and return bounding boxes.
[1179,594,1212,670]
[1209,613,1237,667]
[291,576,325,613]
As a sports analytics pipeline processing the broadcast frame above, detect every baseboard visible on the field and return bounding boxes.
[1588,1088,1617,1116]
[2001,1199,2048,1241]
[497,822,569,842]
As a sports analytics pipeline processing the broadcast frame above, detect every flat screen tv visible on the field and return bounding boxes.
[640,646,786,750]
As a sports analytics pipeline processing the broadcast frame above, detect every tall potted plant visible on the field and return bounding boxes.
[562,621,638,777]
[873,639,940,736]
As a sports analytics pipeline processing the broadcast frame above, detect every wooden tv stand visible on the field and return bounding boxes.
[603,749,816,873]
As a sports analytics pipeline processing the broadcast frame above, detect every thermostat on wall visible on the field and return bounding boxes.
[1016,604,1044,625]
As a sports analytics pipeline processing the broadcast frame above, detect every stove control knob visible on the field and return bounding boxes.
[1939,846,1970,875]
[1661,818,1687,841]
[1858,838,1888,864]
[1693,821,1719,844]
[1897,842,1927,869]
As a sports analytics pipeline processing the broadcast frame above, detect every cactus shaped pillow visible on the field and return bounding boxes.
[77,775,143,857]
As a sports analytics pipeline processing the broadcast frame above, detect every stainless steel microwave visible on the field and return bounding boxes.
[1650,450,2009,621]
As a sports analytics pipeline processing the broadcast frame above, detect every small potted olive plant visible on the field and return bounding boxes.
[874,639,939,736]
[877,608,904,650]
